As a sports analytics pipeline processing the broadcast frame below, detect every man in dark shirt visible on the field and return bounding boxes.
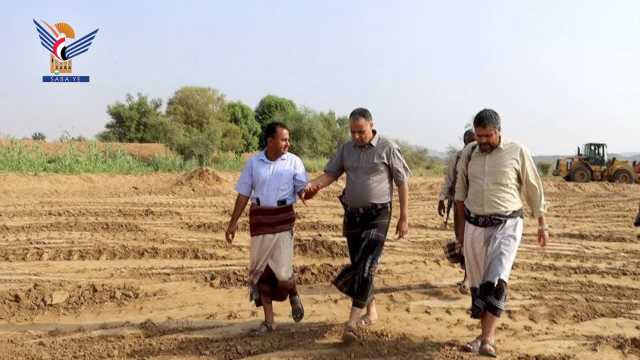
[305,107,412,343]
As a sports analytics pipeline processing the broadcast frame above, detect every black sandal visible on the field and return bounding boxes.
[290,295,304,323]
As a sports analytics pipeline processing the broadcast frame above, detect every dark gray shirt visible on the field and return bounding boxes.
[324,132,412,207]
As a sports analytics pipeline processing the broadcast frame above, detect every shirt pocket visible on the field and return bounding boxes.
[276,169,295,197]
[492,159,518,186]
[365,156,388,180]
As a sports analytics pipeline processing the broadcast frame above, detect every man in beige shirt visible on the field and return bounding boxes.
[454,109,549,357]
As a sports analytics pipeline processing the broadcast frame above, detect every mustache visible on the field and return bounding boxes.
[478,143,498,152]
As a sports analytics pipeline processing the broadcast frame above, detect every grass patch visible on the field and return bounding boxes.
[0,140,191,174]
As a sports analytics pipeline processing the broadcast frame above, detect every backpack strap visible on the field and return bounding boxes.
[464,144,478,198]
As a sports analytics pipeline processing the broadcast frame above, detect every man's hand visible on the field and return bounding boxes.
[297,191,308,206]
[538,228,549,248]
[437,200,446,217]
[303,182,321,200]
[457,234,464,247]
[395,216,409,239]
[225,222,238,245]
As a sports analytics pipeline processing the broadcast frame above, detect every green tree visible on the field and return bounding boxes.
[97,93,167,143]
[396,140,437,173]
[255,95,297,128]
[275,109,347,158]
[225,101,261,152]
[166,86,228,131]
[164,86,245,163]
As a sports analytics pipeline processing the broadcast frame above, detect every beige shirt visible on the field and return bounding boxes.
[439,151,462,201]
[454,137,546,218]
[325,131,412,208]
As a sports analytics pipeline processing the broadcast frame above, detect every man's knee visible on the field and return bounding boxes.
[277,275,296,291]
[471,279,508,318]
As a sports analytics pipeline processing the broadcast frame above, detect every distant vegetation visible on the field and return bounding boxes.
[4,86,441,175]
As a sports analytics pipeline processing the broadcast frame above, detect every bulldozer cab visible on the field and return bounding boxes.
[581,143,607,166]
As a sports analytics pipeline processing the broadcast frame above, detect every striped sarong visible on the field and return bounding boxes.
[333,202,391,309]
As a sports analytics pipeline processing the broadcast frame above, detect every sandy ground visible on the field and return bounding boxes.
[0,169,638,359]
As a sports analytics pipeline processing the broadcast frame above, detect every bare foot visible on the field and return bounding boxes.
[357,314,378,327]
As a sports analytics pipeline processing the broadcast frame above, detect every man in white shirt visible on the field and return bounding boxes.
[225,122,308,335]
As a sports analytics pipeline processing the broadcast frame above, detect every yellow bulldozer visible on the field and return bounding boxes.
[552,143,639,184]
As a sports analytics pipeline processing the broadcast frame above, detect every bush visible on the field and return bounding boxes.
[255,95,296,129]
[274,109,348,158]
[226,101,261,152]
[395,140,440,175]
[98,93,168,143]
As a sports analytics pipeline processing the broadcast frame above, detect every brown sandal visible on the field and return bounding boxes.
[342,324,358,344]
[479,340,497,357]
[462,336,482,353]
[249,321,275,336]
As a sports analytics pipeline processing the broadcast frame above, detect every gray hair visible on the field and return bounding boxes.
[473,109,501,130]
[349,107,372,122]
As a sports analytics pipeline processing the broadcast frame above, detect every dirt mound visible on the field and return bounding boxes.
[175,168,227,187]
[0,323,461,360]
[513,279,640,324]
[0,221,144,234]
[513,261,640,278]
[181,221,248,233]
[0,283,161,322]
[0,207,182,220]
[554,230,635,243]
[0,245,222,262]
[295,236,347,258]
[543,180,634,194]
[203,263,342,289]
[591,336,640,357]
[205,269,246,288]
[515,355,576,360]
[295,221,342,233]
[295,263,342,285]
[169,168,232,195]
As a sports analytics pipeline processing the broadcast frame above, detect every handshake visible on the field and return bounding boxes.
[297,181,322,204]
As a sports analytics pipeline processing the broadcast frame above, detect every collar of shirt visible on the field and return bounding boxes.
[258,150,289,163]
[352,130,380,149]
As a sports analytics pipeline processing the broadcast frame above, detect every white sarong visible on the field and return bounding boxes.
[248,230,294,286]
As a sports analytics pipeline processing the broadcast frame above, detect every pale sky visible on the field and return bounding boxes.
[2,0,640,155]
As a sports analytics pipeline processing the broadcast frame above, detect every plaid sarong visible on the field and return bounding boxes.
[333,200,391,309]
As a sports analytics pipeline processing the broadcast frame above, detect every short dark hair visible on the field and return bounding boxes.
[264,122,288,141]
[349,107,372,122]
[463,129,475,145]
[473,109,501,130]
